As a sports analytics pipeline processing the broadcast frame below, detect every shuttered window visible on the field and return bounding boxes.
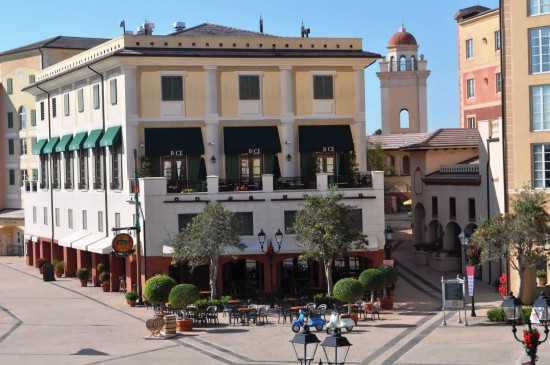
[6,78,13,94]
[109,79,117,105]
[7,112,13,128]
[161,76,184,101]
[30,109,36,126]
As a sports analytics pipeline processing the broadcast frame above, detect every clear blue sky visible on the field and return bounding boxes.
[1,0,498,134]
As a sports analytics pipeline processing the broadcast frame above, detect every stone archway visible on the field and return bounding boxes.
[427,220,443,247]
[444,221,462,254]
[413,203,426,245]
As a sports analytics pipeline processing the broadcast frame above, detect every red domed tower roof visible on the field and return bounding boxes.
[388,25,417,46]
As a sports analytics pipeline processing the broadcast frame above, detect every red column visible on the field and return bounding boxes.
[64,247,77,277]
[26,240,34,266]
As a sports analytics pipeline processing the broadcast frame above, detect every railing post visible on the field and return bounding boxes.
[207,175,219,194]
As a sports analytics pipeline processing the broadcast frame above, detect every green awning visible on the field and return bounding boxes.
[99,126,122,147]
[32,139,48,155]
[298,125,354,153]
[83,129,103,149]
[144,128,204,156]
[68,132,88,151]
[43,137,60,154]
[55,135,73,152]
[223,126,281,154]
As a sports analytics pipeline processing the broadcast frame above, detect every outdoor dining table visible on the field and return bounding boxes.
[237,307,254,325]
[199,290,211,296]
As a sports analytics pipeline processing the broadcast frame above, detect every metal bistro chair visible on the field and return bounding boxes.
[278,304,291,324]
[257,306,269,325]
[229,306,242,326]
[355,300,366,320]
[206,306,219,326]
[119,275,126,293]
[315,304,328,321]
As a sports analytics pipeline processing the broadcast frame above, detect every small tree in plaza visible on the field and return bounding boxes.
[171,202,246,300]
[359,268,386,302]
[333,278,364,314]
[293,188,367,296]
[471,186,550,300]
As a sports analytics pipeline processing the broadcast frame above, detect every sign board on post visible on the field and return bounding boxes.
[466,265,475,297]
[112,233,135,258]
[441,275,468,326]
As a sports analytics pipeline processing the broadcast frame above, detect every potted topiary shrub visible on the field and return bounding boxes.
[126,291,138,307]
[333,278,364,325]
[169,283,200,332]
[76,268,90,287]
[52,260,65,278]
[537,270,547,286]
[99,272,111,292]
[36,258,47,274]
[143,275,177,316]
[376,264,399,309]
[359,268,386,311]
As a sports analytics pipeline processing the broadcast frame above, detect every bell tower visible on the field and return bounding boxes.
[377,25,430,134]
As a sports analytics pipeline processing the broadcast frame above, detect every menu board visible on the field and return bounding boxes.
[442,279,465,310]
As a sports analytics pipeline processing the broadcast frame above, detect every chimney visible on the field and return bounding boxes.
[300,22,310,38]
[259,16,263,34]
[174,21,186,32]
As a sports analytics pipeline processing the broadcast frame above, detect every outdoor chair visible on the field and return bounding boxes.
[355,300,366,319]
[278,305,291,324]
[119,275,126,293]
[369,300,381,320]
[246,307,258,325]
[229,306,242,326]
[206,306,219,326]
[315,304,327,321]
[257,306,269,325]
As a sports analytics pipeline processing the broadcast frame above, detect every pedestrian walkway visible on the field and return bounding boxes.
[0,227,547,364]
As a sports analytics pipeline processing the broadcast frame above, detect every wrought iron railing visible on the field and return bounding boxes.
[274,177,312,190]
[328,173,372,188]
[167,179,207,194]
[218,178,262,192]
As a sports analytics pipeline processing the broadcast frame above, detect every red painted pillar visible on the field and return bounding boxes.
[26,240,34,266]
[91,253,102,286]
[109,255,124,292]
[64,247,77,277]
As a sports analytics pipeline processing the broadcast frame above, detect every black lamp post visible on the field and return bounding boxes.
[501,292,550,364]
[290,325,320,365]
[258,228,283,308]
[383,226,394,260]
[320,328,352,365]
[458,231,476,317]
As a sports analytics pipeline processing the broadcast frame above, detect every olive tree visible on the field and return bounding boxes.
[293,189,367,296]
[171,202,246,299]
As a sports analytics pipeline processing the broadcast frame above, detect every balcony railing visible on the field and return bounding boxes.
[23,180,38,192]
[274,177,314,190]
[167,179,207,193]
[218,178,262,192]
[328,174,373,188]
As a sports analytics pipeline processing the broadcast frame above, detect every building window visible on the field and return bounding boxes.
[115,213,121,229]
[467,117,476,129]
[162,156,186,192]
[239,154,262,180]
[64,151,73,189]
[33,206,37,224]
[316,152,336,174]
[313,75,333,99]
[78,150,88,189]
[98,211,104,232]
[30,109,36,126]
[40,155,48,189]
[93,148,104,189]
[44,207,48,225]
[402,155,410,175]
[64,93,70,116]
[161,76,184,101]
[68,209,73,229]
[20,170,28,187]
[40,101,45,121]
[431,196,438,218]
[7,112,13,128]
[20,139,27,155]
[109,79,117,105]
[530,0,550,16]
[178,213,198,231]
[449,197,456,220]
[110,145,122,190]
[235,212,253,235]
[77,88,84,113]
[467,79,475,98]
[8,169,15,186]
[52,153,60,189]
[32,168,38,181]
[239,75,260,100]
[399,56,407,71]
[466,39,474,59]
[411,56,417,71]
[51,97,57,118]
[55,208,60,227]
[400,109,410,129]
[6,78,13,94]
[31,137,37,152]
[284,211,297,234]
[349,209,363,231]
[19,106,26,129]
[496,72,502,94]
[8,139,14,155]
[495,30,501,51]
[468,198,476,221]
[533,143,550,188]
[531,85,550,131]
[82,210,87,230]
[530,27,550,74]
[29,74,35,84]
[93,84,100,109]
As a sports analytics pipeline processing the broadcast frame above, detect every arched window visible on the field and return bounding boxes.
[399,56,407,71]
[19,106,26,130]
[390,56,395,71]
[402,155,410,175]
[411,56,416,71]
[400,109,410,129]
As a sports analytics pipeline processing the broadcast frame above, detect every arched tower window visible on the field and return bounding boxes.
[390,56,395,71]
[402,155,410,175]
[399,56,407,71]
[400,109,410,129]
[411,56,416,71]
[19,106,26,130]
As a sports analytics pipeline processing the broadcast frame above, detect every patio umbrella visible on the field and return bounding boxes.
[198,157,207,180]
[272,156,281,179]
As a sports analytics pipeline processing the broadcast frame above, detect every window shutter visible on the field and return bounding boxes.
[30,109,36,126]
[93,84,100,109]
[64,93,70,116]
[8,139,14,155]
[78,89,84,112]
[52,97,57,118]
[40,101,45,121]
[174,77,183,100]
[7,78,13,94]
[7,112,13,128]
[110,79,117,105]
[29,75,35,84]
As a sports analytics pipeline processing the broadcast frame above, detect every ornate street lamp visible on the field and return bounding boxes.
[320,328,352,365]
[258,228,283,308]
[501,292,550,364]
[290,325,320,365]
[458,231,476,317]
[383,226,394,260]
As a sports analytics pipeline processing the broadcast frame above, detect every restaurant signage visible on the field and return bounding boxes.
[111,233,135,258]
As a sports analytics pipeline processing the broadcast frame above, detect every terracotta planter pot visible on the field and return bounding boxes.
[176,318,193,332]
[348,313,358,325]
[380,297,394,309]
[101,283,110,292]
[38,267,44,275]
[55,268,64,278]
[79,279,88,287]
[128,299,136,307]
[537,277,547,286]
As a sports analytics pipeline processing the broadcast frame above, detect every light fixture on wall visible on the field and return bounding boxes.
[286,154,292,162]
[482,37,487,44]
[211,156,216,163]
[208,142,215,146]
[484,77,488,84]
[285,141,292,144]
